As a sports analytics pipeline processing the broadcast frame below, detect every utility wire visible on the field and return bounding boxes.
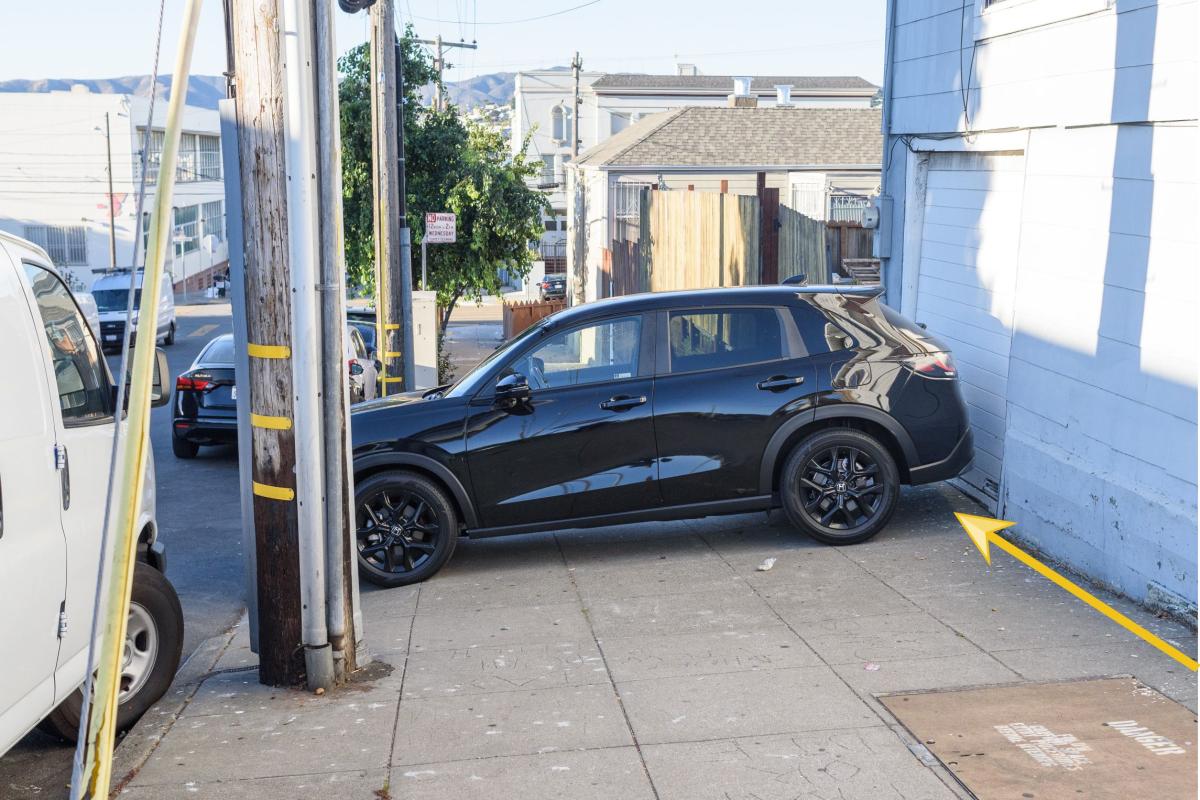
[411,0,601,26]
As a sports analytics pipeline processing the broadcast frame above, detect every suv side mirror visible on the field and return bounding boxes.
[151,348,170,407]
[495,372,531,407]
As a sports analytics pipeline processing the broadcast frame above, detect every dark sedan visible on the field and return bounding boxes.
[172,334,237,458]
[348,285,974,587]
[537,274,566,301]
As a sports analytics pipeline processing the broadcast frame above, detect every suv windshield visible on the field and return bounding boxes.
[93,288,142,313]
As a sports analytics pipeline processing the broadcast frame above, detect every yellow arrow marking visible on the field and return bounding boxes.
[955,512,1198,672]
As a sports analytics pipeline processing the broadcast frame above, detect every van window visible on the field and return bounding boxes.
[23,264,112,424]
[93,288,142,313]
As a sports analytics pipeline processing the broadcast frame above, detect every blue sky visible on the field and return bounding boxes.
[1,1,886,86]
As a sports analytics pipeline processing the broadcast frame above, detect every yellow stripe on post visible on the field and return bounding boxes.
[252,481,296,501]
[250,413,292,430]
[383,323,400,330]
[247,343,291,359]
[382,376,406,383]
[383,351,403,358]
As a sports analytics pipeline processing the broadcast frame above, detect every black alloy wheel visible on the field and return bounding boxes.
[355,470,458,587]
[781,428,899,545]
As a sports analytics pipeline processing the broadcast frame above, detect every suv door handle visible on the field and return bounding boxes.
[757,375,805,391]
[599,395,647,411]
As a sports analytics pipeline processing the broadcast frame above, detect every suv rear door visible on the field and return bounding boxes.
[0,251,67,753]
[651,304,817,506]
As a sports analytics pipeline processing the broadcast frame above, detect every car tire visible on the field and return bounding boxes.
[355,470,458,587]
[172,435,199,459]
[164,321,176,346]
[38,562,184,743]
[780,428,900,545]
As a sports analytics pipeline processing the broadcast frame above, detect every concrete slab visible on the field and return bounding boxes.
[585,590,779,639]
[600,625,822,682]
[391,684,632,766]
[117,768,387,798]
[390,747,655,800]
[416,569,577,612]
[793,611,982,665]
[641,727,959,800]
[616,665,880,744]
[409,602,593,652]
[571,558,750,601]
[763,575,922,624]
[831,652,1022,696]
[401,641,607,697]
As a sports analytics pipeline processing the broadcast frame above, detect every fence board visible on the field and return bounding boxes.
[778,205,829,283]
[503,299,566,338]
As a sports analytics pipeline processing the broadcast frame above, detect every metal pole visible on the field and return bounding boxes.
[571,52,581,159]
[421,238,427,291]
[104,112,117,269]
[314,0,362,679]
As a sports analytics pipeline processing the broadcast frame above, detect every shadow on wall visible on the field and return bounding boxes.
[928,0,1196,609]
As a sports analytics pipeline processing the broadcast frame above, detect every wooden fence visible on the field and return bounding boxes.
[502,298,565,338]
[778,205,829,284]
[826,221,874,276]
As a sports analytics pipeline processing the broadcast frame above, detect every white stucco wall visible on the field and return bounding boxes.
[881,0,1198,610]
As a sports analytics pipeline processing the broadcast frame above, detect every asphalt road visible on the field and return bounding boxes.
[1,303,241,798]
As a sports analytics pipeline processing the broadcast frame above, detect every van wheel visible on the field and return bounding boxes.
[780,428,900,545]
[172,436,199,459]
[355,470,458,587]
[164,322,176,346]
[38,563,184,742]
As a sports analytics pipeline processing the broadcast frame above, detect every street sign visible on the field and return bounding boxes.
[424,212,456,243]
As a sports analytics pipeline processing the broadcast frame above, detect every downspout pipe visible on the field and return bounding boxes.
[280,0,335,690]
[878,0,900,302]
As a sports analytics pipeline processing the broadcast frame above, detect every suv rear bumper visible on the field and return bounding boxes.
[908,427,973,485]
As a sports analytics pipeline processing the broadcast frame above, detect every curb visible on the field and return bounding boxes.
[108,620,241,796]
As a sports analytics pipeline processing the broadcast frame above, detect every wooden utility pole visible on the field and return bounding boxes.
[370,0,414,394]
[414,34,477,113]
[227,0,304,686]
[571,51,582,159]
[104,112,117,269]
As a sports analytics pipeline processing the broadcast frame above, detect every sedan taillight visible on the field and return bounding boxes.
[176,373,213,391]
[908,352,956,378]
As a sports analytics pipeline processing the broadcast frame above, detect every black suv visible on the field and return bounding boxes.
[350,286,973,586]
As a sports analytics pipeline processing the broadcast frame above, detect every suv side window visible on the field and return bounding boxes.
[668,307,798,373]
[516,316,641,390]
[23,263,112,425]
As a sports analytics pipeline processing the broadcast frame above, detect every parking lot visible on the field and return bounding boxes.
[117,482,1196,799]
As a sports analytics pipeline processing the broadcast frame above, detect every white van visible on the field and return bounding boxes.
[91,268,178,352]
[0,231,183,756]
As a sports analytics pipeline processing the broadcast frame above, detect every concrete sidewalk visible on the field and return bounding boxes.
[116,484,1196,799]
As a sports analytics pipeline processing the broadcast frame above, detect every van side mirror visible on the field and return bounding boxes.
[151,348,170,407]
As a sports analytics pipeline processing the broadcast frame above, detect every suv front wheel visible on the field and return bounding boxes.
[781,428,900,545]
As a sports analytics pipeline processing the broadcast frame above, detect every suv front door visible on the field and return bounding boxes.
[652,305,817,506]
[464,314,659,530]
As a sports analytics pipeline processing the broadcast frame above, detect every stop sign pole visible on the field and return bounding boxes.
[422,212,456,290]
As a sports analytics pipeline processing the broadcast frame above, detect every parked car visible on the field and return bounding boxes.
[92,268,177,351]
[346,307,377,357]
[538,273,566,301]
[348,285,973,587]
[172,333,237,458]
[0,231,182,755]
[346,325,379,403]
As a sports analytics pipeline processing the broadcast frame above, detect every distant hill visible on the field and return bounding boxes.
[0,74,227,109]
[0,67,552,111]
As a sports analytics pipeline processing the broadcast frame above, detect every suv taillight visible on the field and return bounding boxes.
[176,373,213,391]
[908,352,956,378]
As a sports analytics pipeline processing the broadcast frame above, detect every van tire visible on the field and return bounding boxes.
[163,322,176,346]
[38,563,184,743]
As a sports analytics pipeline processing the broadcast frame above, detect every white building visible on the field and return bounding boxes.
[513,68,878,274]
[877,0,1197,612]
[0,87,228,292]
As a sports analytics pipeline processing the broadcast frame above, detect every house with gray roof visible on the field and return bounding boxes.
[566,101,882,302]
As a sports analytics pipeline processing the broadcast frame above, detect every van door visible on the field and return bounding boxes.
[18,261,120,700]
[0,253,68,754]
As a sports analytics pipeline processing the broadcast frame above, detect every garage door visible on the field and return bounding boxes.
[915,151,1025,504]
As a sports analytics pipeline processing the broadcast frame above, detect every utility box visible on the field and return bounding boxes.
[411,290,439,389]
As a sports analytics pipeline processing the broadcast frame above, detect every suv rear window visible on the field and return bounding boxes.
[668,308,785,373]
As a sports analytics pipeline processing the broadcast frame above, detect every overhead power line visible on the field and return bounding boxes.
[410,0,601,26]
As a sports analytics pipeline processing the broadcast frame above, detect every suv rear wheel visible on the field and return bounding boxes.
[355,470,458,587]
[781,428,899,545]
[39,563,184,742]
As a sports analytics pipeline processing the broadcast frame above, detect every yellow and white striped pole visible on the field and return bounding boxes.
[75,2,204,796]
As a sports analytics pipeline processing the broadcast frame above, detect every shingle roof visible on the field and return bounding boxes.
[574,106,883,168]
[590,74,877,92]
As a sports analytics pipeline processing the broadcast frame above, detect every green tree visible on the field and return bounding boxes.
[338,34,548,324]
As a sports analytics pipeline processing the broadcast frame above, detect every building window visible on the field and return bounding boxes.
[177,133,199,182]
[23,225,87,266]
[173,205,199,255]
[140,128,166,183]
[612,183,653,222]
[198,135,221,180]
[539,154,557,185]
[202,200,224,242]
[550,105,572,143]
[828,193,873,223]
[610,112,630,135]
